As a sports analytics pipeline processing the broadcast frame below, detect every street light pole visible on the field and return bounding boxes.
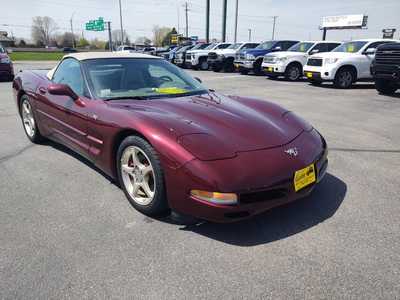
[119,0,124,45]
[271,16,278,40]
[222,0,227,42]
[248,28,252,42]
[185,2,189,38]
[234,0,239,43]
[70,12,76,48]
[206,0,210,43]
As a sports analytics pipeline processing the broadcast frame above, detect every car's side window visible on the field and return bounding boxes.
[365,41,390,51]
[52,58,84,96]
[309,43,328,54]
[327,43,340,51]
[242,43,258,50]
[283,41,297,50]
[217,44,230,49]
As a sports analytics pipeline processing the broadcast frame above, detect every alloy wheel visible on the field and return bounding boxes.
[120,146,156,206]
[21,99,35,138]
[338,71,353,88]
[288,66,300,81]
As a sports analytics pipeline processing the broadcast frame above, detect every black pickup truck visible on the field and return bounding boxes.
[370,43,400,95]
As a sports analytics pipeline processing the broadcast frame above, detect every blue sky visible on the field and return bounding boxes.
[2,0,399,42]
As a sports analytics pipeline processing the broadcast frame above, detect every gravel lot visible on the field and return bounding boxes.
[1,61,399,299]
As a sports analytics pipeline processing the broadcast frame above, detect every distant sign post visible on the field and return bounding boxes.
[171,34,181,44]
[85,17,105,31]
[320,14,368,40]
[382,28,396,39]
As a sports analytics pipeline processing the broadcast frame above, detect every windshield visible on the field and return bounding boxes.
[256,41,275,50]
[177,46,191,53]
[193,43,210,50]
[288,42,314,52]
[332,41,368,53]
[83,58,208,100]
[205,43,217,50]
[227,43,242,49]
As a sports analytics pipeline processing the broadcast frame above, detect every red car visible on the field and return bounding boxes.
[0,46,14,81]
[13,52,328,223]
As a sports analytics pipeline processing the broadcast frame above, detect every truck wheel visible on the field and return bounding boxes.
[223,59,235,72]
[375,79,397,95]
[240,69,249,75]
[285,63,302,81]
[199,58,209,71]
[334,67,355,89]
[212,65,222,72]
[253,59,263,75]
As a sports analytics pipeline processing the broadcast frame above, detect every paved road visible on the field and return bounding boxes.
[1,62,399,299]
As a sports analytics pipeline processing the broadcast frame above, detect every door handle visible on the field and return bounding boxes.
[38,87,47,94]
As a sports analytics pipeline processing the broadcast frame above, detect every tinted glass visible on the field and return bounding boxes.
[227,43,242,49]
[205,43,217,50]
[242,43,259,50]
[256,41,275,50]
[327,43,341,51]
[332,41,368,53]
[82,58,207,100]
[217,44,231,49]
[53,58,84,96]
[288,42,314,52]
[366,41,392,50]
[310,43,328,53]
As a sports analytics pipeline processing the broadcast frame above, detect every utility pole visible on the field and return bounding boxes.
[248,28,252,42]
[184,2,189,38]
[222,0,227,42]
[119,0,124,45]
[234,0,239,43]
[322,28,327,40]
[271,16,277,40]
[70,12,76,48]
[107,21,113,52]
[206,0,210,43]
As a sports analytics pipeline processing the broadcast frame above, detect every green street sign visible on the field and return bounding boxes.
[85,17,104,31]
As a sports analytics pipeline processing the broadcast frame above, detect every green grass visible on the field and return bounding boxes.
[10,52,65,61]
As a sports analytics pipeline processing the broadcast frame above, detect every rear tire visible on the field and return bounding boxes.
[117,136,168,217]
[285,63,302,81]
[334,67,355,89]
[375,79,397,95]
[20,95,44,143]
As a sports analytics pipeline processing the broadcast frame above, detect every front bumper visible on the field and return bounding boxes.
[261,62,286,75]
[303,65,337,81]
[0,63,14,78]
[208,57,225,68]
[165,129,328,223]
[234,60,254,70]
[175,57,184,65]
[371,64,400,82]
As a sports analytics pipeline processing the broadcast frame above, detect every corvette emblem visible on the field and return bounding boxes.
[284,147,298,157]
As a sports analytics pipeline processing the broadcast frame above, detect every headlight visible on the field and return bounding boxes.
[0,57,11,64]
[277,57,287,62]
[191,190,238,205]
[245,53,255,60]
[324,57,339,64]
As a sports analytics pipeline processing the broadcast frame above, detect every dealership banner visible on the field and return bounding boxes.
[321,15,368,29]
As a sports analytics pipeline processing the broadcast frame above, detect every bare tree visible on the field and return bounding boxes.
[112,29,129,45]
[152,26,171,47]
[135,36,152,45]
[31,16,58,46]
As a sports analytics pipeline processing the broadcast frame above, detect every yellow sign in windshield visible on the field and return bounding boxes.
[153,87,187,94]
[347,44,355,52]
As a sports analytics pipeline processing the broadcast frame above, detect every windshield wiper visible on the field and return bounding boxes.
[103,96,150,101]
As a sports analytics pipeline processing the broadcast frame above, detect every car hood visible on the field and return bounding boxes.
[107,93,307,157]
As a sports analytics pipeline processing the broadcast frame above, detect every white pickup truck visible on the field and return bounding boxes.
[262,41,341,81]
[207,42,259,72]
[303,39,399,88]
[186,43,231,70]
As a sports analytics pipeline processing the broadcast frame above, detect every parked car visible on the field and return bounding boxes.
[62,47,77,53]
[303,39,397,88]
[168,45,185,63]
[116,45,137,53]
[12,52,328,223]
[155,45,177,57]
[208,42,259,72]
[0,45,14,81]
[174,45,194,67]
[370,42,400,95]
[262,41,341,81]
[186,42,231,70]
[234,40,299,75]
[142,47,156,56]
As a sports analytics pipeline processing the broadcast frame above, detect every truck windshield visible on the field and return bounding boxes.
[256,41,275,50]
[332,41,368,53]
[205,43,217,50]
[83,58,208,100]
[227,43,242,49]
[288,42,314,53]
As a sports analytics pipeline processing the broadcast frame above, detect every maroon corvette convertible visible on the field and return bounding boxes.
[13,52,328,223]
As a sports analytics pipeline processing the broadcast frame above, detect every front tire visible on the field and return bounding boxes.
[20,95,44,143]
[375,79,397,95]
[117,136,168,216]
[334,68,355,89]
[285,63,302,81]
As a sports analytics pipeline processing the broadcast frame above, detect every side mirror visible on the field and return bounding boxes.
[272,46,281,51]
[194,77,202,83]
[363,48,376,55]
[310,49,319,54]
[48,83,79,100]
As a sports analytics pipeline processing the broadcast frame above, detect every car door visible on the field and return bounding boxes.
[36,58,92,158]
[358,41,392,78]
